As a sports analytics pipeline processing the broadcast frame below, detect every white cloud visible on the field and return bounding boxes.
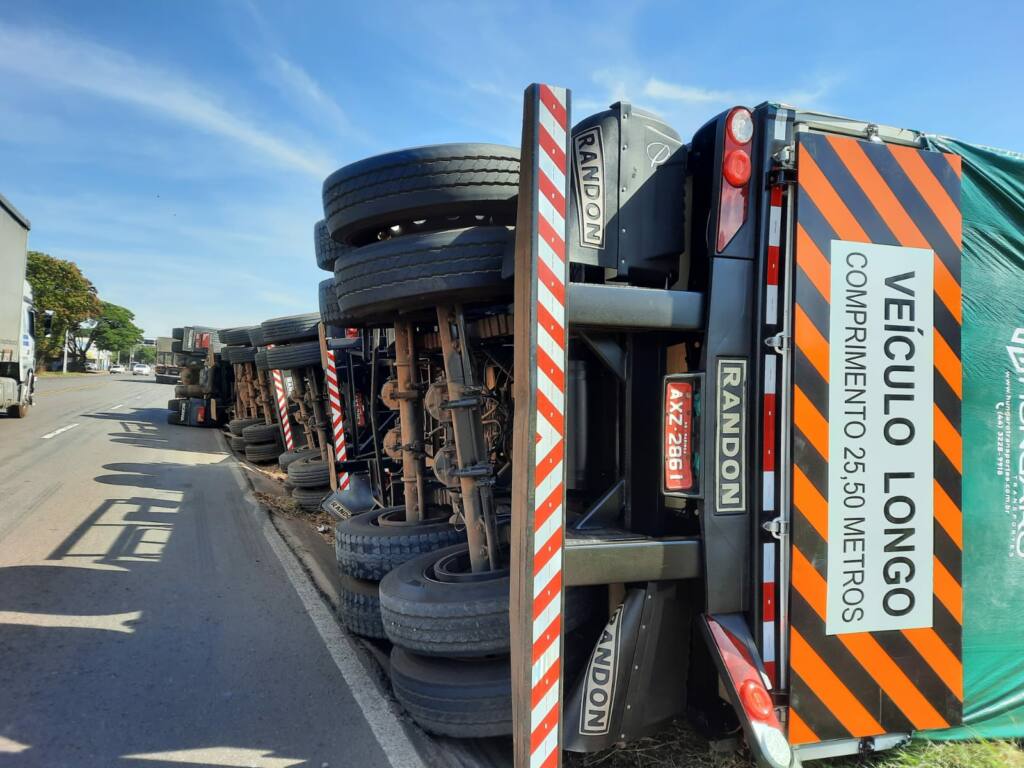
[0,21,331,177]
[271,53,350,131]
[643,79,734,104]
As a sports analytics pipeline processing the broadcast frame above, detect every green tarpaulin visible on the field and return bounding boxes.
[924,135,1024,739]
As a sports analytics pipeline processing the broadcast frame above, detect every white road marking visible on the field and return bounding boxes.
[226,464,422,768]
[0,610,140,634]
[110,403,123,410]
[40,423,80,439]
[0,736,30,754]
[123,747,303,767]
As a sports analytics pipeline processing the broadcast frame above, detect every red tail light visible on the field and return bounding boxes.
[716,107,753,251]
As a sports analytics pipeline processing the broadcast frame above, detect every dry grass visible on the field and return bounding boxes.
[254,489,335,543]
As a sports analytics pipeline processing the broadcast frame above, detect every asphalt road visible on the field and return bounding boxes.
[0,375,417,768]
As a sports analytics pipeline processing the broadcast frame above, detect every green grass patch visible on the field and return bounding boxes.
[830,739,1024,768]
[565,721,1024,768]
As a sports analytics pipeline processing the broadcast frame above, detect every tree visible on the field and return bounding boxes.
[80,301,143,358]
[133,346,156,364]
[26,252,100,364]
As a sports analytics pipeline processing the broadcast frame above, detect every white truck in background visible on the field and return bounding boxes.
[154,336,179,384]
[0,194,47,418]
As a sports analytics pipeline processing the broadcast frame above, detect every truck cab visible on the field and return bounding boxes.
[0,195,40,419]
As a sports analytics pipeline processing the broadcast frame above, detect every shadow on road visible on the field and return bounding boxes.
[0,405,376,767]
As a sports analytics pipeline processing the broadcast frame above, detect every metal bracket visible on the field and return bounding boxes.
[762,516,789,541]
[768,145,797,187]
[765,333,790,354]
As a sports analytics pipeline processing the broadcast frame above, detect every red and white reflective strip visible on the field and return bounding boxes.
[761,353,778,687]
[765,185,783,324]
[762,542,777,687]
[324,348,350,490]
[270,368,294,451]
[530,83,569,768]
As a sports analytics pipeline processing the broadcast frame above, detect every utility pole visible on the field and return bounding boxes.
[61,328,69,374]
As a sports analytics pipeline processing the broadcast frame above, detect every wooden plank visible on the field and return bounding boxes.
[510,82,571,768]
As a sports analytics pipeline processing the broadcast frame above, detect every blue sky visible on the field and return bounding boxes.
[1,0,1020,337]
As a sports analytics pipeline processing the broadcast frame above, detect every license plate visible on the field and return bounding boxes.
[663,376,699,494]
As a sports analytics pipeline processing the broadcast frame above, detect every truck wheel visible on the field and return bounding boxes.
[322,144,519,247]
[218,326,257,346]
[260,313,321,345]
[390,647,512,738]
[278,447,319,471]
[245,441,281,463]
[263,341,322,371]
[335,507,465,581]
[315,219,350,271]
[228,417,261,436]
[242,422,280,444]
[333,227,513,325]
[182,384,204,398]
[225,346,256,364]
[173,385,188,398]
[338,574,385,639]
[7,403,29,418]
[287,457,331,488]
[380,544,598,657]
[247,326,266,347]
[292,485,329,511]
[255,350,269,370]
[228,434,247,452]
[319,278,344,326]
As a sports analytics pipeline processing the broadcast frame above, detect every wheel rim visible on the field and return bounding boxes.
[376,507,450,528]
[430,548,509,584]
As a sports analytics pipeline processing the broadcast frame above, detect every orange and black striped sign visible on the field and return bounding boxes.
[788,132,963,744]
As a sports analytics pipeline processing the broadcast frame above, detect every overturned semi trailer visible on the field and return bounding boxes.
[314,82,1024,767]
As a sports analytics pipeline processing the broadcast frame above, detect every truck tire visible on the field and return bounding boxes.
[322,144,520,246]
[228,434,246,452]
[287,456,331,488]
[390,647,512,738]
[245,441,281,463]
[181,384,204,398]
[255,349,269,370]
[229,417,261,436]
[315,219,350,271]
[292,485,329,512]
[242,422,280,444]
[334,507,464,581]
[173,384,188,397]
[225,345,256,364]
[319,278,344,326]
[260,313,321,345]
[219,326,256,346]
[171,340,183,353]
[380,544,597,657]
[247,326,266,347]
[172,327,184,340]
[333,227,513,324]
[264,342,322,371]
[278,447,319,471]
[338,574,386,639]
[8,403,29,418]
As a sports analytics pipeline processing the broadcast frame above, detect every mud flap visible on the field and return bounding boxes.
[563,582,690,752]
[701,613,796,768]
